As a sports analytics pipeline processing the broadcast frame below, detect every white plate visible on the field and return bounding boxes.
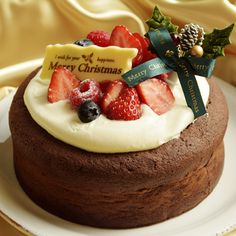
[0,64,236,236]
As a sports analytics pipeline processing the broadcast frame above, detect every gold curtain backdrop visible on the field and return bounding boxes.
[1,0,236,86]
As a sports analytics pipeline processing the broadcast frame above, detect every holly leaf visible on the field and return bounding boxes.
[202,23,234,59]
[146,6,178,33]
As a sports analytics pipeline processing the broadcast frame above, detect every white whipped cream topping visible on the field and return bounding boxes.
[23,70,209,153]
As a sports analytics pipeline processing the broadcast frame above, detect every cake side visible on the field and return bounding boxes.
[14,141,224,228]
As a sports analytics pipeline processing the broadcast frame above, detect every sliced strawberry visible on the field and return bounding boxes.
[109,25,143,67]
[48,67,80,103]
[156,72,171,80]
[87,30,110,47]
[136,78,175,115]
[100,80,127,114]
[107,88,141,120]
[99,80,111,94]
[133,33,156,63]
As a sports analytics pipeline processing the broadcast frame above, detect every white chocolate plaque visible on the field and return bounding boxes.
[40,44,137,81]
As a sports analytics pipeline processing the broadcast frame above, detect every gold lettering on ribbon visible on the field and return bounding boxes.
[149,62,167,70]
[193,64,209,71]
[178,62,190,77]
[178,61,200,113]
[187,80,200,113]
[127,69,147,82]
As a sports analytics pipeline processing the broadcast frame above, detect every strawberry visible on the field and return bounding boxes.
[136,78,175,115]
[133,33,156,63]
[106,87,141,120]
[109,25,143,67]
[70,79,102,108]
[48,66,80,103]
[99,80,111,94]
[100,80,127,113]
[87,30,110,47]
[156,72,171,80]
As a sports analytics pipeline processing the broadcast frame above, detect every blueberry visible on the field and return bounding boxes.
[78,100,101,123]
[74,38,94,47]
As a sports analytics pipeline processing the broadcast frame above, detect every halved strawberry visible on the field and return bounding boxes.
[109,25,143,67]
[48,66,80,103]
[99,80,111,94]
[100,80,127,113]
[107,87,141,120]
[136,78,175,115]
[133,33,156,63]
[156,72,171,80]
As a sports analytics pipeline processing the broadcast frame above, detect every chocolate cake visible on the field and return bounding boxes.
[9,68,228,228]
[9,5,233,228]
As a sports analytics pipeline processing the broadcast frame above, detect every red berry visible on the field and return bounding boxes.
[109,25,143,67]
[133,33,156,63]
[70,79,102,108]
[136,78,175,115]
[106,88,141,121]
[170,33,180,46]
[48,66,80,103]
[100,80,127,114]
[87,30,110,47]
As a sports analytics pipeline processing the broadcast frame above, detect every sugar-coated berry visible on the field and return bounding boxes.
[74,39,94,47]
[78,100,101,123]
[70,79,102,108]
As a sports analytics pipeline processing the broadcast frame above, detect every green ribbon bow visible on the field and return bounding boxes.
[122,28,216,118]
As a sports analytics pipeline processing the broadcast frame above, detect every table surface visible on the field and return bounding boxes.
[0,216,23,236]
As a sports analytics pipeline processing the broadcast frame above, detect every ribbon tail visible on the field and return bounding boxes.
[177,63,206,119]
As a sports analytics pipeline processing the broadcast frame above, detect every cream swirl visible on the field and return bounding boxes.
[23,70,209,153]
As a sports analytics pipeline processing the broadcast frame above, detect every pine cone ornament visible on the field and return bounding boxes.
[179,23,205,52]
